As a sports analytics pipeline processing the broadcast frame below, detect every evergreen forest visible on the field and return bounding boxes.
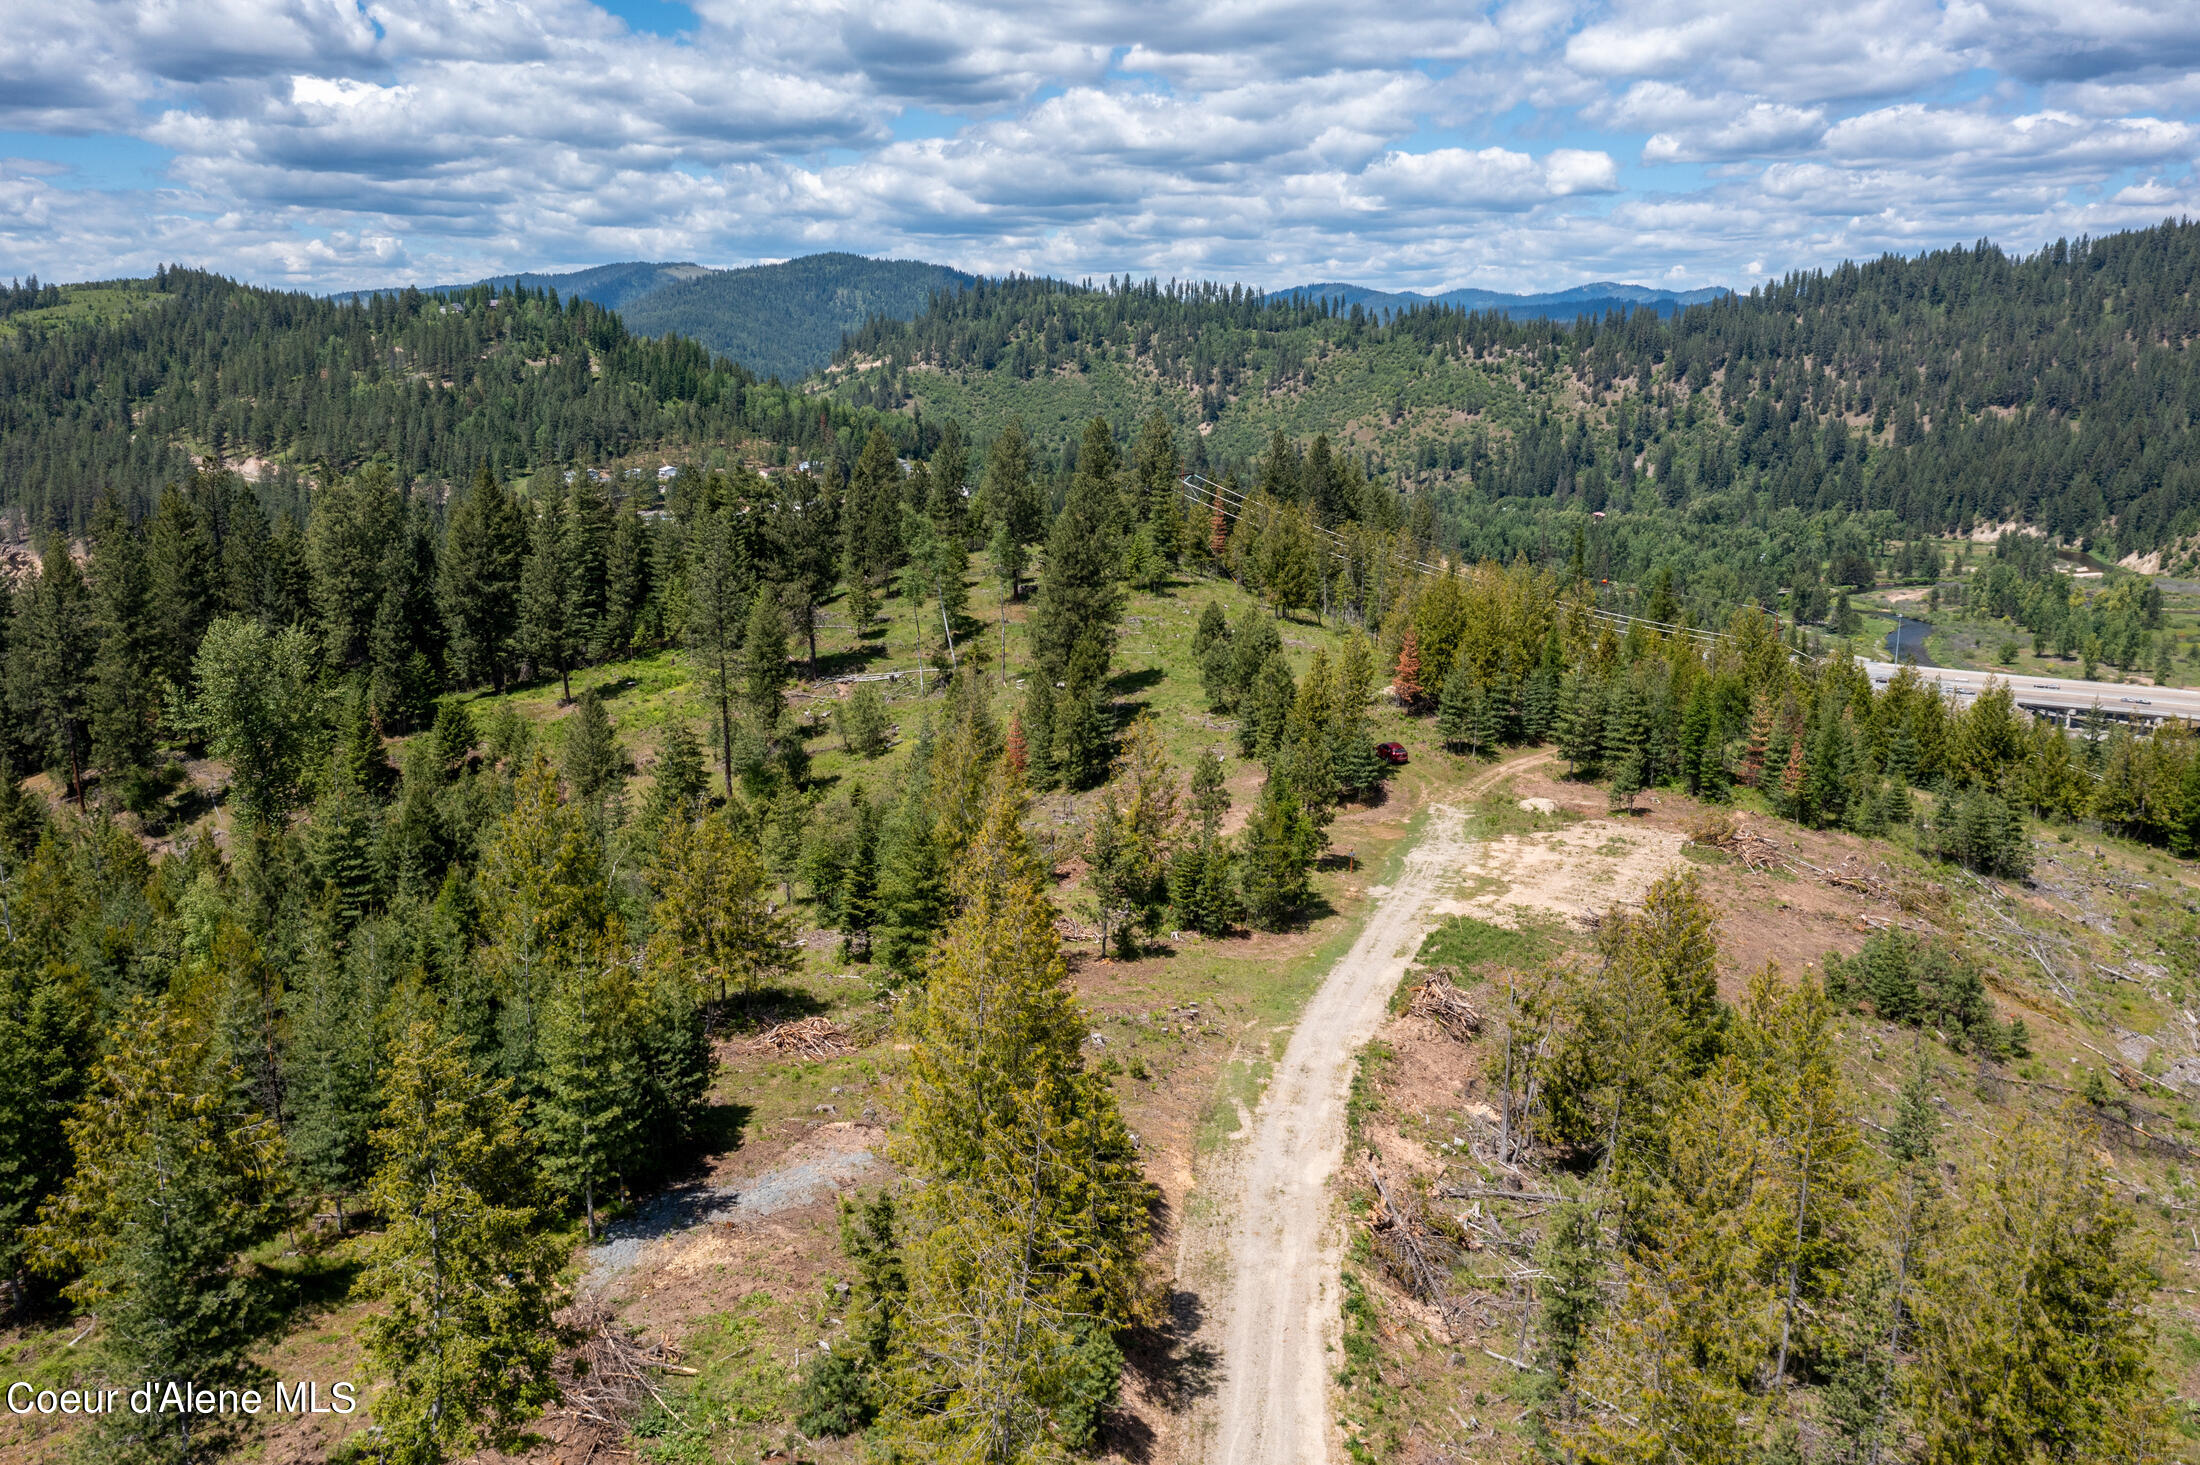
[4,223,2200,1465]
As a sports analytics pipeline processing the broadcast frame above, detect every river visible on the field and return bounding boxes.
[1886,615,1936,667]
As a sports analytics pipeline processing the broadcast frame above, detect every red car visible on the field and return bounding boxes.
[1375,742,1409,765]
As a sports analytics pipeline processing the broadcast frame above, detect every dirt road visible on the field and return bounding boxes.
[1191,780,1498,1465]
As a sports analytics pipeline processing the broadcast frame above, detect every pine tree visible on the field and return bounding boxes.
[362,1022,563,1463]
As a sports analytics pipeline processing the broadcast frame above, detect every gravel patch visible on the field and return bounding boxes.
[587,1147,877,1275]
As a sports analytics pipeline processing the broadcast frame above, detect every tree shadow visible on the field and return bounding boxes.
[1109,1285,1222,1461]
[691,1099,755,1168]
[1108,665,1167,700]
[245,1249,365,1354]
[588,675,641,704]
[812,642,893,680]
[706,984,829,1035]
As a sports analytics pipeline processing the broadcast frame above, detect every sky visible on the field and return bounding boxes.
[2,0,2198,296]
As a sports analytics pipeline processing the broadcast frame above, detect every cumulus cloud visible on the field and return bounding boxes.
[0,0,2196,295]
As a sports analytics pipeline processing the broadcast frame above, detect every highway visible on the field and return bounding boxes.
[1860,659,2200,727]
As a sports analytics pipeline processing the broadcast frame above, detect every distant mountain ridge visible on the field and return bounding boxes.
[335,253,976,382]
[1271,280,1729,320]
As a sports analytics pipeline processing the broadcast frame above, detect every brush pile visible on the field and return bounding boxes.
[732,1016,853,1059]
[555,1301,695,1431]
[1407,973,1485,1040]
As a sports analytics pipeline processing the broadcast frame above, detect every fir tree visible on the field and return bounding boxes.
[764,780,809,904]
[841,682,891,758]
[147,485,220,688]
[641,720,708,834]
[440,468,525,692]
[0,960,94,1309]
[1908,1111,2170,1463]
[1238,651,1297,762]
[538,955,643,1238]
[361,1022,564,1463]
[86,495,164,808]
[647,811,795,1006]
[1238,777,1319,930]
[5,536,94,804]
[561,686,624,807]
[518,488,580,701]
[885,769,1150,1460]
[981,420,1041,601]
[684,504,754,799]
[287,934,392,1233]
[1028,418,1125,681]
[1392,629,1423,707]
[31,997,280,1464]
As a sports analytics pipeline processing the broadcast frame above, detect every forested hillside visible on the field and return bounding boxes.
[831,220,2200,568]
[0,267,896,533]
[618,253,977,382]
[339,253,977,383]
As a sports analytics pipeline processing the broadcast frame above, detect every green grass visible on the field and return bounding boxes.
[1414,913,1556,979]
[0,282,172,340]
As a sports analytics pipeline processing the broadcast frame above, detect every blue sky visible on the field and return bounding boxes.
[3,0,2197,295]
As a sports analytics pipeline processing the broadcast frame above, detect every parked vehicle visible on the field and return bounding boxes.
[1375,742,1409,765]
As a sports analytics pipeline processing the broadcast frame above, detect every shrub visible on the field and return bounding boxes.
[1824,932,2029,1057]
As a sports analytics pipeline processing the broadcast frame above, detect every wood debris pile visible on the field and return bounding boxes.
[732,1016,854,1059]
[1408,973,1485,1040]
[555,1301,695,1432]
[1363,1160,1460,1307]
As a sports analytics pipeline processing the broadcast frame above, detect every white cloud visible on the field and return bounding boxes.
[0,0,2195,298]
